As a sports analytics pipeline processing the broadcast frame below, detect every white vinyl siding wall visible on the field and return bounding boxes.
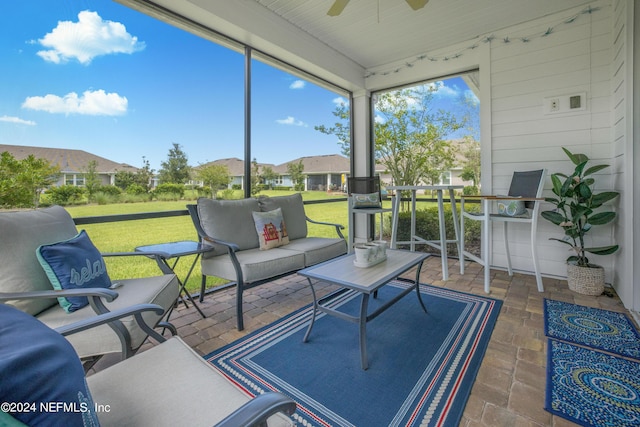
[489,2,615,280]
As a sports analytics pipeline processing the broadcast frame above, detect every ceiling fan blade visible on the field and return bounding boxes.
[327,0,350,16]
[405,0,429,11]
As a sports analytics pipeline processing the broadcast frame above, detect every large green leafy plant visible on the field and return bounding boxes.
[541,147,619,267]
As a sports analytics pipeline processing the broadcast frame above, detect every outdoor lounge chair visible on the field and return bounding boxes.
[459,169,546,293]
[0,302,297,427]
[0,205,181,368]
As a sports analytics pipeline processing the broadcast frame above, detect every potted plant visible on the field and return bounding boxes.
[541,147,619,295]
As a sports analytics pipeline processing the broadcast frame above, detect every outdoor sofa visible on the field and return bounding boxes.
[188,193,347,330]
[0,205,180,367]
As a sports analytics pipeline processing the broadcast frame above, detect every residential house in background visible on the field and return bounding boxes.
[0,144,139,187]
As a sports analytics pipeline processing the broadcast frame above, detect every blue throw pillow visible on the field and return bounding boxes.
[0,304,100,427]
[36,230,112,313]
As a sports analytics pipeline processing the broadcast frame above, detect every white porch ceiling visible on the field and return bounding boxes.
[120,0,598,90]
[252,0,595,69]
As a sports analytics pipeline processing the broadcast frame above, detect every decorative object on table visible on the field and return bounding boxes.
[541,147,619,296]
[543,299,640,359]
[206,281,502,427]
[353,241,387,267]
[496,197,526,217]
[545,339,640,427]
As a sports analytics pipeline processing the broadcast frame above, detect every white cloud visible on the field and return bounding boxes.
[0,116,36,126]
[333,97,348,106]
[276,116,307,127]
[425,81,460,98]
[22,89,128,116]
[289,80,305,89]
[37,10,145,64]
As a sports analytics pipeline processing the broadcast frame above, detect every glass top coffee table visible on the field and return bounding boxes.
[298,249,429,370]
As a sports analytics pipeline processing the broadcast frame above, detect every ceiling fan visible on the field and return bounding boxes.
[327,0,429,17]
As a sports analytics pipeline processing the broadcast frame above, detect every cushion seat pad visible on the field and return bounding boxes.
[280,237,347,266]
[87,336,292,426]
[37,274,179,359]
[201,247,305,283]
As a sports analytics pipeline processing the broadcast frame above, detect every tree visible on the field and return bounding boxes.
[316,85,465,204]
[260,165,279,190]
[374,87,461,189]
[134,156,155,191]
[0,152,59,208]
[250,158,262,196]
[459,138,481,187]
[158,143,191,184]
[197,164,230,199]
[83,160,101,202]
[287,160,305,191]
[114,170,136,190]
[314,98,350,156]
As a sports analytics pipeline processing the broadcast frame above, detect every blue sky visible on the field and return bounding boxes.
[1,0,476,171]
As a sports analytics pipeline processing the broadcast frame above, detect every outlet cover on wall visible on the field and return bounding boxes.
[543,92,587,114]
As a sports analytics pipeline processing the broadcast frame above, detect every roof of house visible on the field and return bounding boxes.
[273,154,350,174]
[0,144,139,174]
[196,157,277,176]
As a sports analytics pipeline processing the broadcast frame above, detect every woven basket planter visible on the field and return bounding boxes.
[567,263,605,296]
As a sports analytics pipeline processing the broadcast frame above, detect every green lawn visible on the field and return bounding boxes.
[65,190,436,295]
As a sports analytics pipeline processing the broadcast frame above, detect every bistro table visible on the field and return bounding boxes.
[387,185,463,280]
[135,240,212,319]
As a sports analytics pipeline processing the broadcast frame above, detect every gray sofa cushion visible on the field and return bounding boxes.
[197,197,260,255]
[201,247,305,283]
[0,206,78,315]
[87,336,293,427]
[280,237,347,267]
[259,194,308,240]
[37,274,179,359]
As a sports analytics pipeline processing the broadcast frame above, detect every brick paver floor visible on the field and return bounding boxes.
[92,255,632,426]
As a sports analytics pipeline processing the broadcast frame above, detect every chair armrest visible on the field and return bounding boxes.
[0,288,118,303]
[55,303,167,344]
[214,392,297,427]
[306,216,345,240]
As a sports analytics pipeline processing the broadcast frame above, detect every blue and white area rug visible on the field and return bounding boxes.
[544,299,640,359]
[205,281,502,427]
[546,339,640,427]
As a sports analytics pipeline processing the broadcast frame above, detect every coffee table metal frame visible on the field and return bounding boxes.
[298,249,429,370]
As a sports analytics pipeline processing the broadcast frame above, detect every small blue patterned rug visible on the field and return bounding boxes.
[546,339,640,427]
[205,282,501,427]
[544,299,640,359]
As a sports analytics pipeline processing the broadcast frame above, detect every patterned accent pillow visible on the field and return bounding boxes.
[351,192,381,209]
[36,230,112,313]
[0,304,100,426]
[252,208,289,250]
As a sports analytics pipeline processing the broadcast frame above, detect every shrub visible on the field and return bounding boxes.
[153,183,185,198]
[393,205,480,257]
[219,189,237,200]
[463,185,479,195]
[231,184,242,190]
[46,185,85,206]
[125,184,147,195]
[99,185,123,196]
